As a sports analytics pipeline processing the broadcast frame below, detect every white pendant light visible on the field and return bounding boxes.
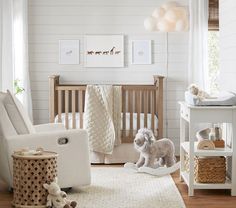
[143,1,189,138]
[161,1,178,11]
[152,7,165,19]
[144,16,157,31]
[164,8,178,23]
[157,19,173,32]
[175,19,186,31]
[144,2,188,32]
[173,7,187,19]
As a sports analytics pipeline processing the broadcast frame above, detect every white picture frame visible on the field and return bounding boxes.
[59,40,80,64]
[131,40,152,65]
[84,35,124,67]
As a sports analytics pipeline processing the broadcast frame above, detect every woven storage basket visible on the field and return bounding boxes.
[12,151,58,208]
[184,154,226,183]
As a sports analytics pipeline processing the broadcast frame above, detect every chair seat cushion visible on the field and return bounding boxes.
[3,90,35,134]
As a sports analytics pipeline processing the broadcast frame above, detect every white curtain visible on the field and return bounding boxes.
[188,0,209,90]
[0,0,14,92]
[0,0,33,120]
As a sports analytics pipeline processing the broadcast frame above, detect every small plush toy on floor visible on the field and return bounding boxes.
[43,178,77,208]
[124,128,180,176]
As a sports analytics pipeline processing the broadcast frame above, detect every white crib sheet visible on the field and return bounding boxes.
[55,113,158,130]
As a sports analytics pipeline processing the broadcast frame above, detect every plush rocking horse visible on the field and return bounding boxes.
[124,128,180,176]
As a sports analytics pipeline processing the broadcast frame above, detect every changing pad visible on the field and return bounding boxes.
[185,91,236,106]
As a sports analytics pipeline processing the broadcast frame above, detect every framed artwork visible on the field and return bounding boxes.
[59,40,80,64]
[84,35,124,67]
[131,40,152,65]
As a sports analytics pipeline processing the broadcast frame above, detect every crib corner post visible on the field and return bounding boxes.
[49,75,60,123]
[153,75,164,139]
[153,75,164,88]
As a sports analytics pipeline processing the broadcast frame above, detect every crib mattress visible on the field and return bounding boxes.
[55,112,158,130]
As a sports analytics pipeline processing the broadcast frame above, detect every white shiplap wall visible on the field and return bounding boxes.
[219,0,236,92]
[28,0,189,153]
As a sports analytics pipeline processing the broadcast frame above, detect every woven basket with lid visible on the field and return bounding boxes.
[12,151,58,208]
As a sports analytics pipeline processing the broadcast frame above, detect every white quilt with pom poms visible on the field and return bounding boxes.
[84,85,121,154]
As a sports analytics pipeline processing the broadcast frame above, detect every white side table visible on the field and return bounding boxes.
[179,101,236,196]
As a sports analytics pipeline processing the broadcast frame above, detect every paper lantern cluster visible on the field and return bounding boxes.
[144,2,188,32]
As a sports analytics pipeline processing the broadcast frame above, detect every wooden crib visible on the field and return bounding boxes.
[49,75,164,143]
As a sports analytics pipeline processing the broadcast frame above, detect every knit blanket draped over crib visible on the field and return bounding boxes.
[84,85,122,154]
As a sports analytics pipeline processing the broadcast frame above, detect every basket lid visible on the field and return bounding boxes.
[12,150,58,159]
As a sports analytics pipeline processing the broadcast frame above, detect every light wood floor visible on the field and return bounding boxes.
[1,169,236,208]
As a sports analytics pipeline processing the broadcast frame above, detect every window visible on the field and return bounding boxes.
[13,2,26,101]
[208,0,219,94]
[208,31,219,94]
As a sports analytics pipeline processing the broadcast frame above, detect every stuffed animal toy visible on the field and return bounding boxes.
[43,178,77,208]
[188,84,210,100]
[134,128,176,168]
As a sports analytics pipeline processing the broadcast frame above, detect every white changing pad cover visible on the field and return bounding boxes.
[185,91,236,106]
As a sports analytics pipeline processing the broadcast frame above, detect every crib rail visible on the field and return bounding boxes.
[54,85,86,129]
[49,75,164,143]
[121,86,158,142]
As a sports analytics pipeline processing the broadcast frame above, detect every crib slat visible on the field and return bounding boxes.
[144,91,148,127]
[129,90,133,138]
[58,90,62,123]
[151,91,155,132]
[155,87,161,138]
[65,90,69,129]
[79,91,83,128]
[148,90,151,113]
[141,90,144,113]
[154,91,157,113]
[72,90,76,129]
[136,91,141,130]
[122,89,126,138]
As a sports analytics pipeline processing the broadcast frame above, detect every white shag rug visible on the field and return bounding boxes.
[69,167,185,208]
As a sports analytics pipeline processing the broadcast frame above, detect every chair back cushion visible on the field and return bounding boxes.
[6,90,35,134]
[0,92,18,137]
[0,91,35,135]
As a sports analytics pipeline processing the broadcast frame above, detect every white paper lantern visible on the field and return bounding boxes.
[144,16,157,31]
[173,7,187,19]
[168,22,176,31]
[161,1,179,11]
[157,19,174,32]
[175,19,185,31]
[152,7,165,19]
[143,2,188,32]
[182,17,189,31]
[164,8,178,23]
[184,21,189,31]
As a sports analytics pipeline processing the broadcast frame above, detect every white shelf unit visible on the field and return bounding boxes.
[179,102,236,196]
[181,142,233,157]
[181,171,232,190]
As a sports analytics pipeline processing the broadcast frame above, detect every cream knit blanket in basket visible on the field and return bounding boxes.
[84,85,122,154]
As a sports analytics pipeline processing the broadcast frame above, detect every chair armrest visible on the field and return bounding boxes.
[5,129,88,154]
[34,123,66,133]
[4,129,90,188]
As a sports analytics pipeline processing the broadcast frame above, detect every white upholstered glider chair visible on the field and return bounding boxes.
[0,90,91,188]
